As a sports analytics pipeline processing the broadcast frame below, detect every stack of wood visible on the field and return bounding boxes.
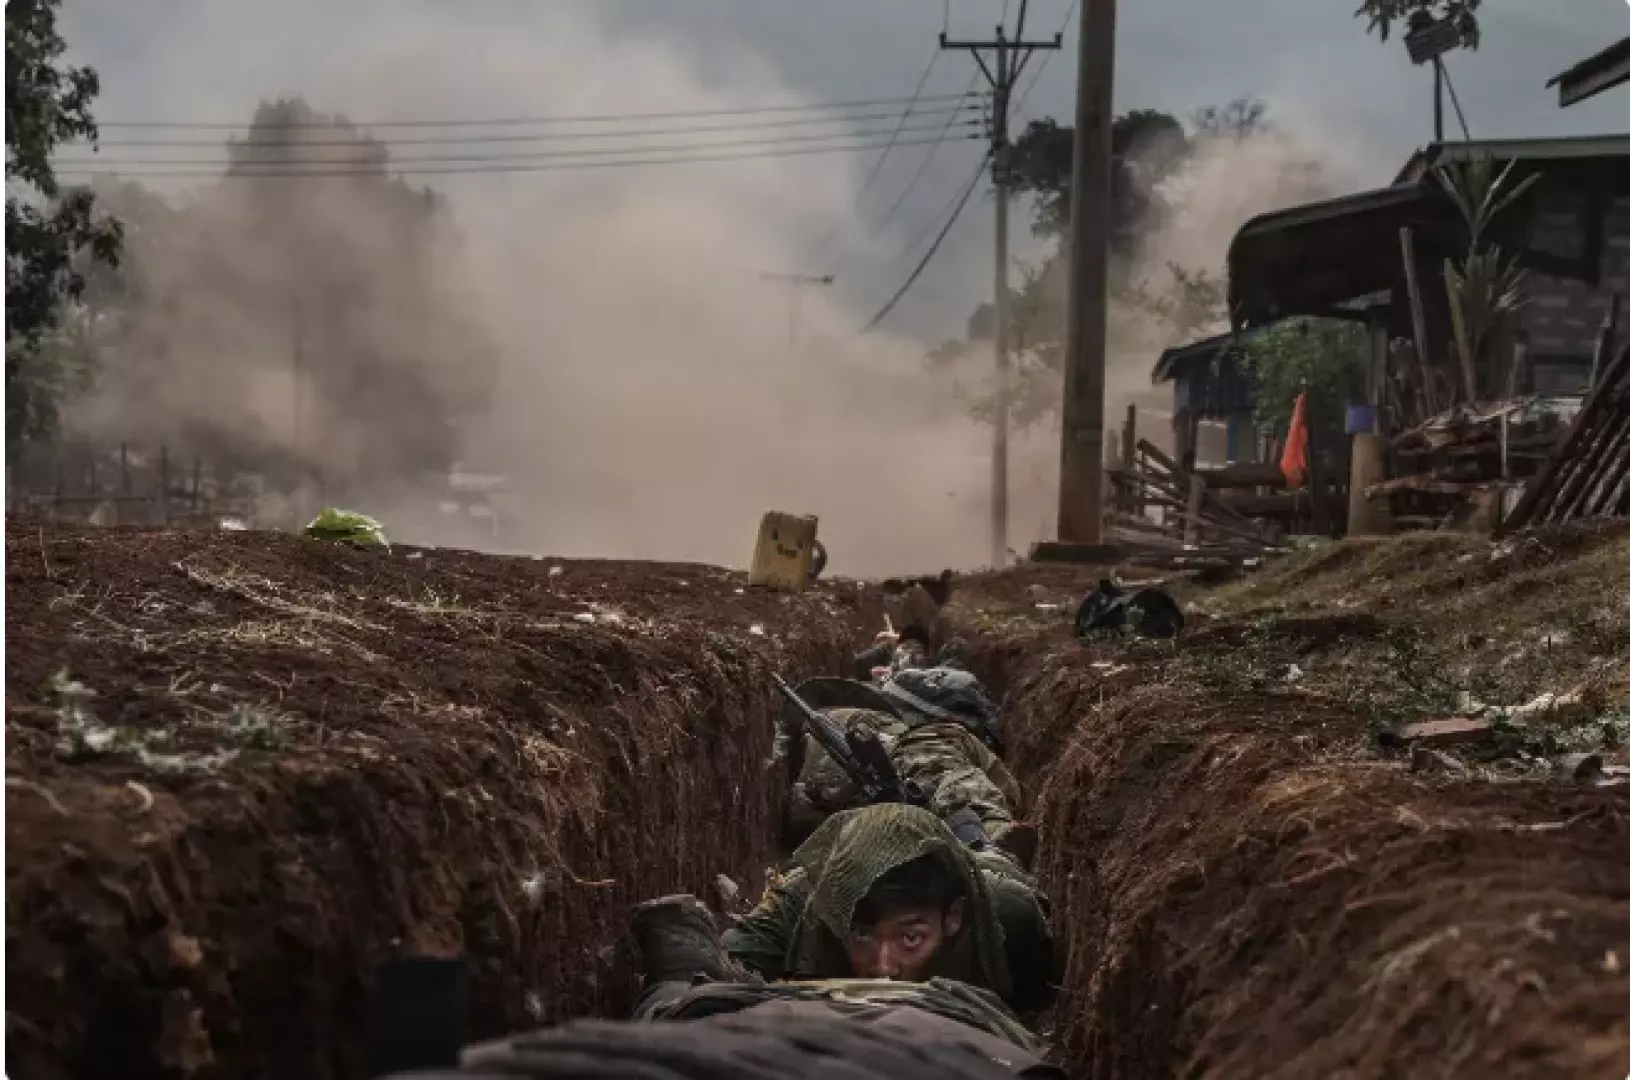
[1367,399,1570,530]
[1106,439,1283,566]
[1503,341,1630,530]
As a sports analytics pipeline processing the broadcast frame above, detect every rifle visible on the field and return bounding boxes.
[772,674,928,809]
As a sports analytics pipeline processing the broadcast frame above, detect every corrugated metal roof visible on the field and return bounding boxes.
[1226,182,1452,329]
[1396,134,1630,184]
[1547,35,1630,107]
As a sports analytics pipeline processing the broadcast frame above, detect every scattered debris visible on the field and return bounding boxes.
[1410,746,1470,776]
[1378,398,1570,531]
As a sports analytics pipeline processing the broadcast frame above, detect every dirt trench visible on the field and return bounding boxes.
[8,520,1630,1080]
[4,521,879,1079]
[948,524,1630,1080]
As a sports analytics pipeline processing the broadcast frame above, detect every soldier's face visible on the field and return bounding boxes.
[845,900,965,981]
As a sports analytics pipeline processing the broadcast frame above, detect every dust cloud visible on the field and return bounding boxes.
[60,0,1353,576]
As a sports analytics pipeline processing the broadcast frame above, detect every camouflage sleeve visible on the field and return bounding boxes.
[983,872,1056,1016]
[721,870,811,981]
[891,724,1017,832]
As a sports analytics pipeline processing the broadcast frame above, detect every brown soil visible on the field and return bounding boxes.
[4,521,878,1080]
[11,516,1630,1080]
[949,522,1630,1079]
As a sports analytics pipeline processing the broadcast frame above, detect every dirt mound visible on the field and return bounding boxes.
[948,525,1630,1079]
[4,522,875,1080]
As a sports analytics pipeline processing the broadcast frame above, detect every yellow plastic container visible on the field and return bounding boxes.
[748,511,820,593]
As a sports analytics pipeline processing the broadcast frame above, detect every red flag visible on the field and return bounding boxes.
[1280,393,1309,490]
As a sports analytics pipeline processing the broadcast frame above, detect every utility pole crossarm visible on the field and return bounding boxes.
[759,271,834,349]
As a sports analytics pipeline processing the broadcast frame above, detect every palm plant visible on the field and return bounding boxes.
[1436,154,1541,403]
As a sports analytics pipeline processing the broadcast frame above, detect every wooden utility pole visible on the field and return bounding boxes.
[1056,0,1116,543]
[940,1,1061,565]
[758,271,834,350]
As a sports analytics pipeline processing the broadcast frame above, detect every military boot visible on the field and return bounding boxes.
[630,894,734,987]
[988,821,1038,873]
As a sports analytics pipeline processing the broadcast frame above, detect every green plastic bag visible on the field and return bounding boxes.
[304,508,389,549]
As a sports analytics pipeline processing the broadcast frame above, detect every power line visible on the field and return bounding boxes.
[860,155,990,333]
[57,118,981,169]
[804,48,945,270]
[846,51,944,208]
[867,70,984,248]
[52,132,986,180]
[93,92,984,131]
[71,103,981,149]
[1014,0,1079,117]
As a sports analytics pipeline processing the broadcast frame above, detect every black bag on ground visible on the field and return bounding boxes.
[1074,579,1184,640]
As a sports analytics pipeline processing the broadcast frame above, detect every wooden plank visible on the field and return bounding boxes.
[1550,405,1630,523]
[1121,404,1138,514]
[1182,475,1205,547]
[1029,541,1124,564]
[1589,292,1620,392]
[1194,462,1287,489]
[1305,393,1330,536]
[1502,340,1630,531]
[1399,227,1439,415]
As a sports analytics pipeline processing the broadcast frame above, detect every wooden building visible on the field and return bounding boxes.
[1227,135,1630,430]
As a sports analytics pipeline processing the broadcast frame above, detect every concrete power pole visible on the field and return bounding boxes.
[1056,0,1116,544]
[759,271,835,350]
[940,1,1060,566]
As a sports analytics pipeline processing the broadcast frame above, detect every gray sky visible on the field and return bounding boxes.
[62,0,1630,343]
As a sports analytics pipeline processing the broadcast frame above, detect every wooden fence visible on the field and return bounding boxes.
[6,442,261,528]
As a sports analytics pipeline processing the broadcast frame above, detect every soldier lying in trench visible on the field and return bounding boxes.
[782,666,1038,870]
[379,806,1060,1080]
[638,804,1056,1017]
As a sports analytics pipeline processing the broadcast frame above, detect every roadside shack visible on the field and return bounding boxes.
[1225,133,1630,533]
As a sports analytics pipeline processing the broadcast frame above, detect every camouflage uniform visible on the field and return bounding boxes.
[785,668,1022,849]
[439,979,1063,1079]
[790,708,1020,841]
[724,805,1055,1017]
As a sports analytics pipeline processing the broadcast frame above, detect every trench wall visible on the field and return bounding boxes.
[951,534,1630,1080]
[4,523,873,1079]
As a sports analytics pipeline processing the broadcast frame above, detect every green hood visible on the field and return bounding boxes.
[785,804,1013,999]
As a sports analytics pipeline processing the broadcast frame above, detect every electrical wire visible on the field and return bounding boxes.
[69,103,980,150]
[859,154,990,333]
[92,92,981,131]
[51,132,986,180]
[845,51,943,208]
[866,70,984,246]
[56,118,981,169]
[1014,0,1077,116]
[804,52,963,274]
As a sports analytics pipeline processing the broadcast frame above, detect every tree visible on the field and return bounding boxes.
[64,97,497,503]
[1354,1,1481,49]
[6,0,123,448]
[1007,108,1187,250]
[1243,320,1370,440]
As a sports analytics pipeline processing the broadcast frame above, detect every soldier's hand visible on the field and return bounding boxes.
[873,630,900,647]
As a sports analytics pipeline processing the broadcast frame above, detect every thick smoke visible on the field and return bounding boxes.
[60,0,1355,573]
